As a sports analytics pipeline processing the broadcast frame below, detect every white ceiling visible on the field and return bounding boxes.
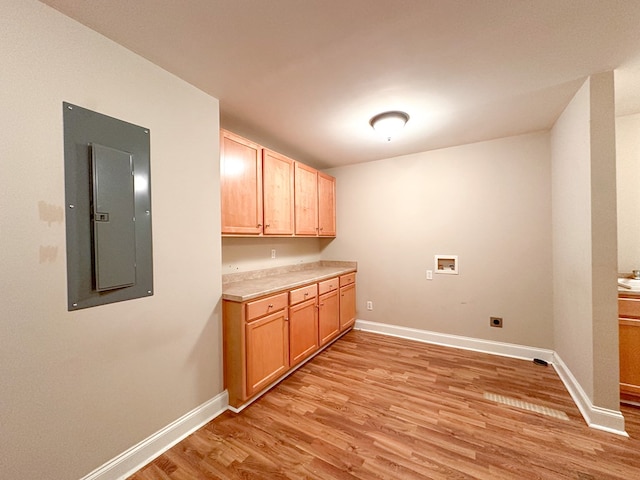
[40,0,640,169]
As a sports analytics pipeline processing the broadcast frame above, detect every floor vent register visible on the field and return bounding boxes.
[483,392,570,421]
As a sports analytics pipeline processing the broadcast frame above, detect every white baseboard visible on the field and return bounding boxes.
[355,319,628,436]
[80,390,229,480]
[552,352,627,436]
[354,319,555,362]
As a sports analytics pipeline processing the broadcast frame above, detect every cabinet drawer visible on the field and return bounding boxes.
[340,272,356,287]
[318,277,339,295]
[619,297,640,319]
[246,292,288,322]
[290,284,317,305]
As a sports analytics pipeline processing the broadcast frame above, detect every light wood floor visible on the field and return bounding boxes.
[129,330,640,479]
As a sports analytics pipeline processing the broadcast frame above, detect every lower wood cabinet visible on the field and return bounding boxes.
[317,277,340,346]
[246,308,289,397]
[340,273,356,330]
[223,273,356,408]
[619,296,640,403]
[318,289,340,346]
[289,284,318,366]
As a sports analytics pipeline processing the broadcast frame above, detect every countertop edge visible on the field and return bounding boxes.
[222,265,357,302]
[619,291,640,298]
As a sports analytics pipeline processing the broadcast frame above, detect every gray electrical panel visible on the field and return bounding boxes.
[91,144,136,291]
[64,103,153,310]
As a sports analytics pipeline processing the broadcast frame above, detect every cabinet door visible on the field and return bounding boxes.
[318,172,336,237]
[263,149,294,235]
[220,130,263,234]
[340,283,356,331]
[294,162,318,235]
[289,298,318,366]
[246,309,289,397]
[318,289,340,346]
[620,318,640,399]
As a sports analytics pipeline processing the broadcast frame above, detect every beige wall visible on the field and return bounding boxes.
[617,112,640,273]
[222,237,322,274]
[0,2,222,479]
[322,132,554,348]
[589,73,620,409]
[551,79,595,398]
[551,73,619,409]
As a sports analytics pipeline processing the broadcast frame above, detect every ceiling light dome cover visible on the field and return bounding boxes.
[369,111,410,140]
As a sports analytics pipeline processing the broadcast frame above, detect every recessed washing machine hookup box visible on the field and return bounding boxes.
[434,255,458,274]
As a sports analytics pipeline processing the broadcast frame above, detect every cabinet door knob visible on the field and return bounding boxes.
[257,223,262,227]
[268,304,273,308]
[265,224,270,228]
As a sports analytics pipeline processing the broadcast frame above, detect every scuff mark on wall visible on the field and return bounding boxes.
[38,201,63,227]
[39,245,58,263]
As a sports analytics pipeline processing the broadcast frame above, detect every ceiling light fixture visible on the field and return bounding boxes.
[369,111,410,141]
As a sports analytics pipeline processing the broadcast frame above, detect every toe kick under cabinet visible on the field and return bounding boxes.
[223,273,356,408]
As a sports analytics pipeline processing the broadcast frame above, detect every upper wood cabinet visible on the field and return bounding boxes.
[263,149,294,235]
[220,130,263,234]
[294,163,337,237]
[220,129,335,237]
[318,172,336,237]
[294,162,319,236]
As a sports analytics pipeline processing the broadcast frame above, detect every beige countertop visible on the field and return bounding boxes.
[222,261,357,302]
[619,272,640,297]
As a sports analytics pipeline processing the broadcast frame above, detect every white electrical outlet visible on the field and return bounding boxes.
[271,249,276,259]
[366,301,373,310]
[426,270,433,280]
